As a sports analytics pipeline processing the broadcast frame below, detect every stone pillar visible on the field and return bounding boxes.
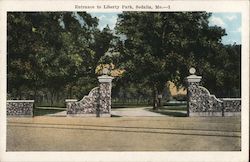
[186,68,202,117]
[65,99,77,115]
[186,67,224,117]
[97,75,114,117]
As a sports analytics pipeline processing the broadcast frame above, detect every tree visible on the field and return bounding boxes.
[201,44,241,97]
[114,12,227,109]
[7,12,115,106]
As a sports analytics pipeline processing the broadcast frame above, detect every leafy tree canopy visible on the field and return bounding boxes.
[7,12,114,102]
[114,12,239,108]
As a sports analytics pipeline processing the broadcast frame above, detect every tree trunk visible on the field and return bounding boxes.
[158,97,162,107]
[50,90,54,106]
[69,85,73,98]
[34,88,38,101]
[152,86,159,110]
[17,87,22,99]
[55,92,59,105]
[157,90,163,107]
[46,92,49,103]
[33,86,38,109]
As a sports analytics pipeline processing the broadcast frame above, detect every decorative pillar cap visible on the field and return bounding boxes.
[189,67,196,75]
[102,68,109,75]
[98,75,114,83]
[186,67,202,83]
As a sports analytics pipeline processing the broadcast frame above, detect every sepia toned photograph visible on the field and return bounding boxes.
[0,0,249,162]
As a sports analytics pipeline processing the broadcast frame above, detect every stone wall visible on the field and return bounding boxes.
[66,87,99,116]
[66,75,113,117]
[186,68,241,117]
[221,98,241,116]
[187,82,223,117]
[7,100,34,117]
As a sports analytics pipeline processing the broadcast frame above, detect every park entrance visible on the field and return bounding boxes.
[7,68,240,118]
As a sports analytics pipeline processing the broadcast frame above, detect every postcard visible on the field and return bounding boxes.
[0,0,249,162]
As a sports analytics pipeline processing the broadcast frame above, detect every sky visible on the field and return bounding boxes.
[208,13,241,44]
[89,12,241,45]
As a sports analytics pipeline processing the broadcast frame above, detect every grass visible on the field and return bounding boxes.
[36,102,150,109]
[111,103,150,109]
[35,102,66,108]
[111,101,187,109]
[34,107,65,116]
[111,114,122,117]
[35,101,187,109]
[151,110,187,117]
[33,103,187,117]
[163,102,187,106]
[35,105,66,108]
[148,106,188,117]
[157,106,187,111]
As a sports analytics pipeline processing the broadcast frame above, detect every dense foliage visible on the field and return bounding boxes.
[114,12,240,108]
[7,12,241,108]
[7,12,114,105]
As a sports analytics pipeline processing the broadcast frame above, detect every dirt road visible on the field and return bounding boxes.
[7,116,240,151]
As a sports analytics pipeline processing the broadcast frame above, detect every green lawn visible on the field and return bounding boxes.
[33,104,188,117]
[111,101,187,108]
[111,102,152,109]
[35,102,66,108]
[148,105,187,117]
[34,107,66,116]
[159,105,187,111]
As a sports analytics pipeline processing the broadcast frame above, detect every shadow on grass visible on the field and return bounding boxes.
[158,106,187,111]
[111,114,122,117]
[163,102,187,106]
[111,105,149,109]
[148,109,187,117]
[34,108,65,116]
[157,111,187,117]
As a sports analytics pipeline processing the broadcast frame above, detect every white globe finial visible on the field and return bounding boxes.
[102,68,109,75]
[189,67,196,75]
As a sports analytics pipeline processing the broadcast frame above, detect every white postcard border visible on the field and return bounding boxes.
[0,0,249,162]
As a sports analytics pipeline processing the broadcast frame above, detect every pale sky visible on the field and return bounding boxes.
[208,12,241,44]
[89,12,241,45]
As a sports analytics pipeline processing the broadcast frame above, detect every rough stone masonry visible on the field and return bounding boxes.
[7,100,34,117]
[186,68,241,117]
[66,74,113,117]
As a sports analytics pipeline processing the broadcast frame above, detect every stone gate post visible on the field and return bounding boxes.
[186,68,224,117]
[186,68,202,117]
[97,75,114,117]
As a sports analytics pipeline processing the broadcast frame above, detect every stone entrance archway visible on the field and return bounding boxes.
[7,68,241,118]
[66,74,114,117]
